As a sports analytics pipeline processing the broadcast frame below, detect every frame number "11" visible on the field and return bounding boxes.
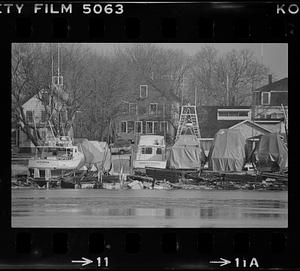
[97,257,108,267]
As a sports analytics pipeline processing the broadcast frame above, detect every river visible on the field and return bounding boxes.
[12,189,287,228]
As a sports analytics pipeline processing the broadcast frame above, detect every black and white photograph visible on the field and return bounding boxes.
[11,43,288,228]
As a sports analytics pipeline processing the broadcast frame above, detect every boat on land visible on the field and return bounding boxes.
[168,134,205,170]
[133,135,167,169]
[28,136,85,179]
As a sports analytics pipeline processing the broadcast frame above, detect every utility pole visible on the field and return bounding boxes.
[226,74,229,106]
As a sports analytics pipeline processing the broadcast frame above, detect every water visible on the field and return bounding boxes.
[12,189,287,228]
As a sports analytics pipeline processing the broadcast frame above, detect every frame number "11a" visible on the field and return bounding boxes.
[235,257,259,268]
[97,257,108,267]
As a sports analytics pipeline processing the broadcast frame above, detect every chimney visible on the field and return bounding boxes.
[268,74,272,84]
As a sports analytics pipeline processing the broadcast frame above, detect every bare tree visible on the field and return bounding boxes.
[76,54,130,141]
[12,43,94,146]
[12,43,50,146]
[51,44,94,136]
[191,46,269,106]
[117,44,193,132]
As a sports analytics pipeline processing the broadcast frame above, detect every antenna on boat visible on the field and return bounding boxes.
[51,44,54,79]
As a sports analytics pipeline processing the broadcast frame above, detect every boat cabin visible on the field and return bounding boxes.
[133,135,167,169]
[34,146,79,161]
[32,135,81,161]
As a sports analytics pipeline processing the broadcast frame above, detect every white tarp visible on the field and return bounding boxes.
[75,139,112,173]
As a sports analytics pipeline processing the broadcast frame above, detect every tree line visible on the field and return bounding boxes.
[11,43,270,145]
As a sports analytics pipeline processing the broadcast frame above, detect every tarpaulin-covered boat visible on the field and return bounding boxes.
[251,133,288,172]
[208,129,246,172]
[167,134,206,169]
[75,139,112,173]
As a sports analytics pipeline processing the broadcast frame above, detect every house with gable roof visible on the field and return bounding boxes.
[252,76,288,134]
[13,76,71,153]
[113,82,181,145]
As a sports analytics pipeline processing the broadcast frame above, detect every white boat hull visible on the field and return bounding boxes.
[133,160,167,169]
[28,154,84,170]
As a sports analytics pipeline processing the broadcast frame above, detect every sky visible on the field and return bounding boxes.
[83,43,288,81]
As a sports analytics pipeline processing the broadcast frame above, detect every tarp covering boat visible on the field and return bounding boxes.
[168,135,205,169]
[75,139,112,173]
[252,133,288,171]
[208,129,246,172]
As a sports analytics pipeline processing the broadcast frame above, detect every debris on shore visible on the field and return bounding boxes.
[12,168,288,191]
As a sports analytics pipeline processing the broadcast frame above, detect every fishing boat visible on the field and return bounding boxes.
[133,135,167,169]
[28,136,85,179]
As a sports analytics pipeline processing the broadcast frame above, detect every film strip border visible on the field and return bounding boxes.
[1,1,299,270]
[0,2,297,41]
[0,229,293,269]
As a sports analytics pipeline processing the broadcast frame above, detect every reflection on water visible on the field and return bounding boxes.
[12,189,288,228]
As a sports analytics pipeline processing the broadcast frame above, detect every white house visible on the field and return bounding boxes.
[15,89,68,152]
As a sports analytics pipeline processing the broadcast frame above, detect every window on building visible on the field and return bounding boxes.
[255,93,260,105]
[271,113,278,119]
[120,121,127,133]
[127,121,134,133]
[129,103,137,115]
[140,85,148,98]
[149,103,158,115]
[160,121,168,133]
[11,129,17,146]
[52,75,63,86]
[26,110,34,123]
[217,109,250,120]
[156,148,162,155]
[154,121,159,134]
[41,110,47,123]
[146,121,153,134]
[277,113,284,119]
[41,92,50,106]
[142,147,152,154]
[261,92,271,105]
[135,121,142,133]
[265,114,271,119]
[238,111,249,117]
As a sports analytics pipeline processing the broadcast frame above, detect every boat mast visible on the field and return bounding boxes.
[57,43,60,77]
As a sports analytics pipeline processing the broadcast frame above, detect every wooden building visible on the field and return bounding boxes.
[113,83,181,145]
[252,76,288,134]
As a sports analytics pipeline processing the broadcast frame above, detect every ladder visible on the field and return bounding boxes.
[175,104,201,141]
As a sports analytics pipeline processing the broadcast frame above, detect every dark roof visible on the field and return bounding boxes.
[200,120,241,138]
[253,77,288,93]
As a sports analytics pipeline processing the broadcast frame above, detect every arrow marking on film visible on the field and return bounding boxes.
[209,257,231,267]
[71,257,93,266]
